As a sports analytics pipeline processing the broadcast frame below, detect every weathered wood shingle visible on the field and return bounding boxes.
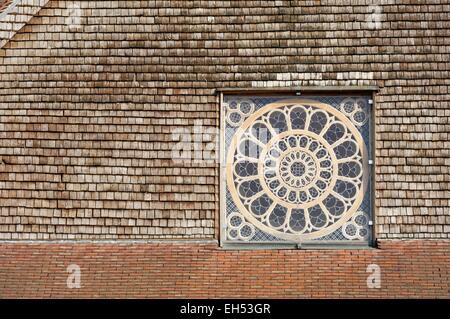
[0,0,449,239]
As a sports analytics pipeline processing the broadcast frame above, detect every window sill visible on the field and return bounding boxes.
[220,241,376,250]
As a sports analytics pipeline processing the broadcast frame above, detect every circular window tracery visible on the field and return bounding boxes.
[226,99,369,241]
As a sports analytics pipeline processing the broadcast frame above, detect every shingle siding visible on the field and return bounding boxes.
[0,0,449,240]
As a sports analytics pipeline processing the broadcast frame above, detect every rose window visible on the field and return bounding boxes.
[223,96,372,244]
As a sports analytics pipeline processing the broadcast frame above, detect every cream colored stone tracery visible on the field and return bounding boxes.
[338,97,369,127]
[225,99,256,127]
[227,211,256,241]
[226,99,369,241]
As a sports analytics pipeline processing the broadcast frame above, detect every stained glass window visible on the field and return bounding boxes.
[222,95,373,245]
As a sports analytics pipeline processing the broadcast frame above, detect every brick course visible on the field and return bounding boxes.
[0,240,448,298]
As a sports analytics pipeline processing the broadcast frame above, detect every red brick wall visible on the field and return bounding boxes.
[0,240,448,298]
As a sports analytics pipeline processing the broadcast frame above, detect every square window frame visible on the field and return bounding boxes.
[217,87,379,250]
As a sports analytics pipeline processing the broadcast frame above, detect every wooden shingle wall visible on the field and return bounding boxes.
[0,0,448,239]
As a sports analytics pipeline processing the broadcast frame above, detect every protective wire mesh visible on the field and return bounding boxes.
[223,95,373,244]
